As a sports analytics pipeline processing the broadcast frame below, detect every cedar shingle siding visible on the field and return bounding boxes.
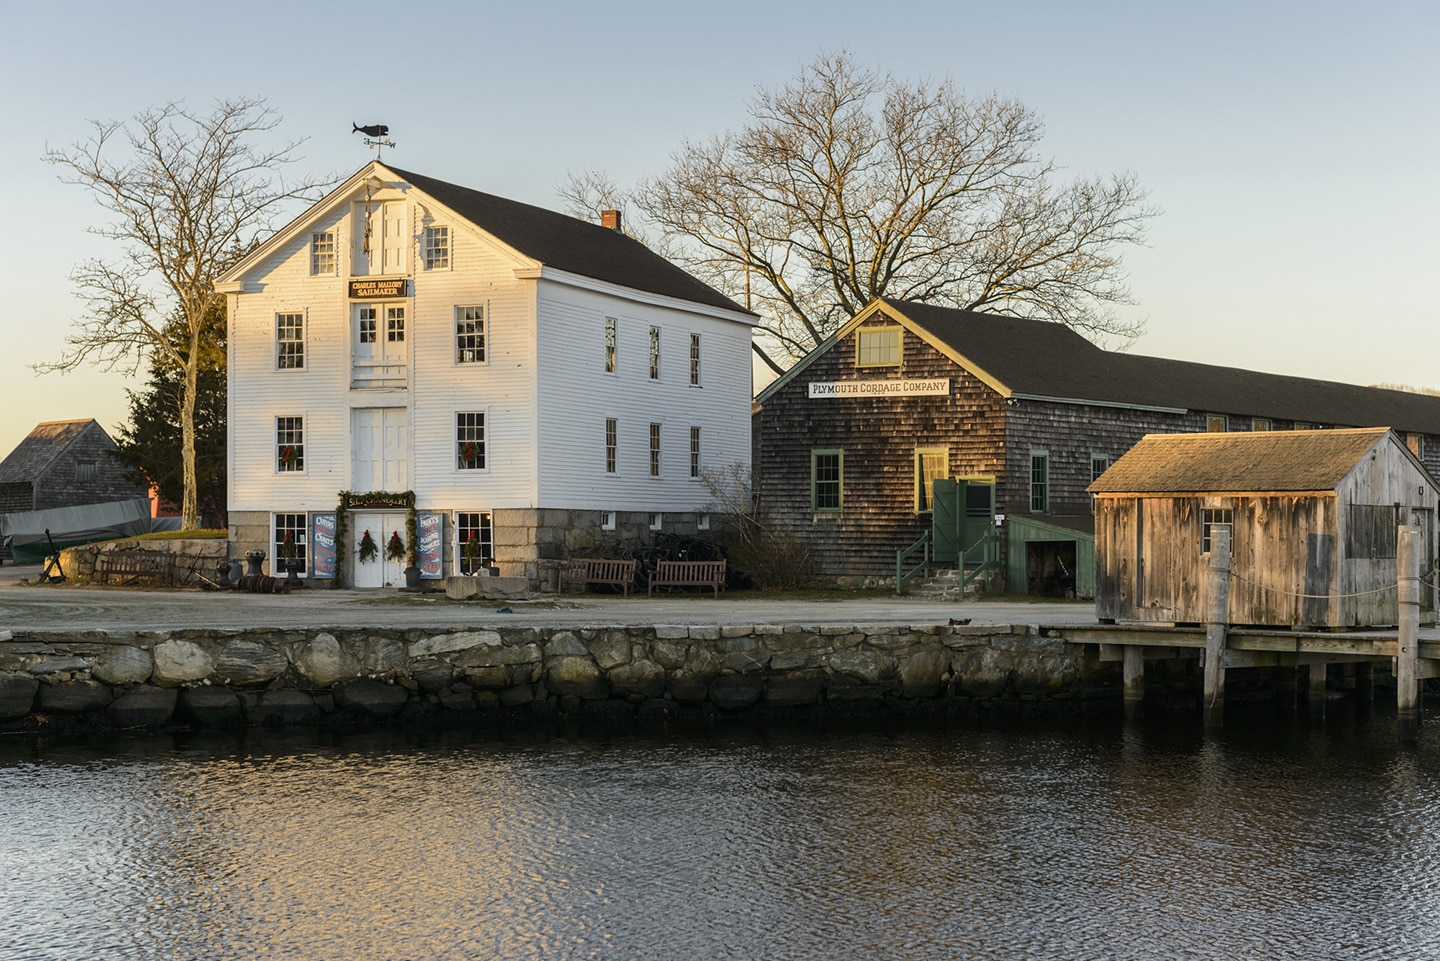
[755,299,1440,588]
[0,420,146,514]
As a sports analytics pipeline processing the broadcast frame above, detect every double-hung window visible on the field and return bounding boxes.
[649,326,660,380]
[276,417,304,472]
[689,333,701,386]
[1029,451,1049,513]
[649,423,661,476]
[605,418,618,474]
[423,226,449,270]
[605,317,617,373]
[690,426,701,478]
[272,513,308,575]
[812,450,843,512]
[310,232,336,275]
[457,412,486,470]
[277,313,305,369]
[455,511,494,574]
[456,305,485,364]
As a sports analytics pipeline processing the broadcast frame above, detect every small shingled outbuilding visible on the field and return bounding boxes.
[1087,428,1439,628]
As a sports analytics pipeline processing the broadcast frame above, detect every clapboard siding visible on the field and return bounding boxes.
[535,287,752,512]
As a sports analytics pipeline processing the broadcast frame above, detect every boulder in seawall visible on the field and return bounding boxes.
[0,674,38,718]
[108,686,177,729]
[93,646,154,686]
[292,633,361,688]
[546,656,608,700]
[37,679,113,714]
[153,640,216,687]
[215,641,289,689]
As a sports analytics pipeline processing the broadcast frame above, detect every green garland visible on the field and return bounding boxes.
[406,504,419,569]
[333,490,418,584]
[333,493,350,588]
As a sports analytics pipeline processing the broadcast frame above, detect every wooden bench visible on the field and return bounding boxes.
[648,559,728,598]
[93,550,177,586]
[559,557,638,595]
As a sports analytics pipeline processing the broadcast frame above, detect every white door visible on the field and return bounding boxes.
[351,408,409,491]
[353,200,406,276]
[350,512,407,588]
[353,303,406,387]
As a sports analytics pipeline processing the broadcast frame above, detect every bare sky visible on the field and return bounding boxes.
[3,0,1436,458]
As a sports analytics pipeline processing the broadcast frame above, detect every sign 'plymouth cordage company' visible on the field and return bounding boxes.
[808,379,950,398]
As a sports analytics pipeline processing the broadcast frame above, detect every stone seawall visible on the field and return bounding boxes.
[0,623,1124,732]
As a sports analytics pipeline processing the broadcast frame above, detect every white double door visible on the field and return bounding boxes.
[351,408,408,492]
[350,512,407,588]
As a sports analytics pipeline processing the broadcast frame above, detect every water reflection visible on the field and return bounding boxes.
[3,709,1438,960]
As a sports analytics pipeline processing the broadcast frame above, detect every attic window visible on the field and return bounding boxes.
[75,460,97,483]
[1408,434,1425,458]
[424,226,449,270]
[311,231,336,275]
[856,327,901,367]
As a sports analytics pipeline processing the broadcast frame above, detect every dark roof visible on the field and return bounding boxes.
[0,420,101,484]
[386,166,749,315]
[1087,428,1393,493]
[883,298,1440,433]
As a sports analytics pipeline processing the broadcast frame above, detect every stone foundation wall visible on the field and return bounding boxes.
[0,623,1121,732]
[57,538,230,583]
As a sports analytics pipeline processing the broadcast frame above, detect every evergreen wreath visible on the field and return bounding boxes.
[386,530,406,561]
[358,529,379,563]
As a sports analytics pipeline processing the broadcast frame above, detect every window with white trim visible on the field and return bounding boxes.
[649,326,660,380]
[456,305,485,364]
[272,513,308,575]
[605,418,618,474]
[605,317,617,373]
[276,417,304,472]
[455,511,494,574]
[601,511,616,531]
[456,412,486,470]
[649,423,661,476]
[423,225,449,270]
[690,426,701,478]
[689,333,701,386]
[649,512,663,531]
[697,514,711,531]
[310,232,336,275]
[277,313,305,369]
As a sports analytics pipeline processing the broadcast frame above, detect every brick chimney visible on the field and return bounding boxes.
[600,209,622,232]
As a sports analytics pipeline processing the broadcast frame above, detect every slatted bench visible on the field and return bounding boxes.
[559,557,638,595]
[93,550,177,587]
[648,559,728,598]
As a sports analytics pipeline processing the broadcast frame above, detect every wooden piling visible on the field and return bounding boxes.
[1123,645,1145,719]
[1203,527,1231,729]
[1398,525,1420,741]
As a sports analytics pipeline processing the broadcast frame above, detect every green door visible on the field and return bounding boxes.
[932,479,962,564]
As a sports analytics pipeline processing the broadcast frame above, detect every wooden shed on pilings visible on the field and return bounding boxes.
[1088,428,1439,629]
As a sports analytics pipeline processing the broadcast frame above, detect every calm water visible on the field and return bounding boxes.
[3,707,1439,961]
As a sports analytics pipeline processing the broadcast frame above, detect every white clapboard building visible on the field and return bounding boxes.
[216,161,756,587]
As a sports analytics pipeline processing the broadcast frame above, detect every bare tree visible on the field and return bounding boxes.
[40,98,330,529]
[557,169,646,241]
[624,52,1155,373]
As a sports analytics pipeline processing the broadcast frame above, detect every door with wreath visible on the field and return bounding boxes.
[350,512,407,588]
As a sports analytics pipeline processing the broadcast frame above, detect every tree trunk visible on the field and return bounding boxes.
[179,355,200,530]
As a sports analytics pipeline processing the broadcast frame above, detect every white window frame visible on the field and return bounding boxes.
[649,326,660,380]
[697,514,711,531]
[271,512,309,576]
[605,417,618,474]
[276,416,304,473]
[310,231,336,276]
[604,317,617,374]
[454,510,494,575]
[690,426,701,479]
[276,311,306,370]
[455,305,486,365]
[423,225,450,270]
[601,511,617,531]
[689,333,701,386]
[649,422,661,477]
[456,411,487,471]
[649,512,663,531]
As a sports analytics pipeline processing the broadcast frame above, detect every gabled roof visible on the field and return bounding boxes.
[1087,428,1403,493]
[218,162,752,318]
[757,298,1440,432]
[0,420,104,484]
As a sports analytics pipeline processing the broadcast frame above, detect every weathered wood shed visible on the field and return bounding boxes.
[1088,428,1439,628]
